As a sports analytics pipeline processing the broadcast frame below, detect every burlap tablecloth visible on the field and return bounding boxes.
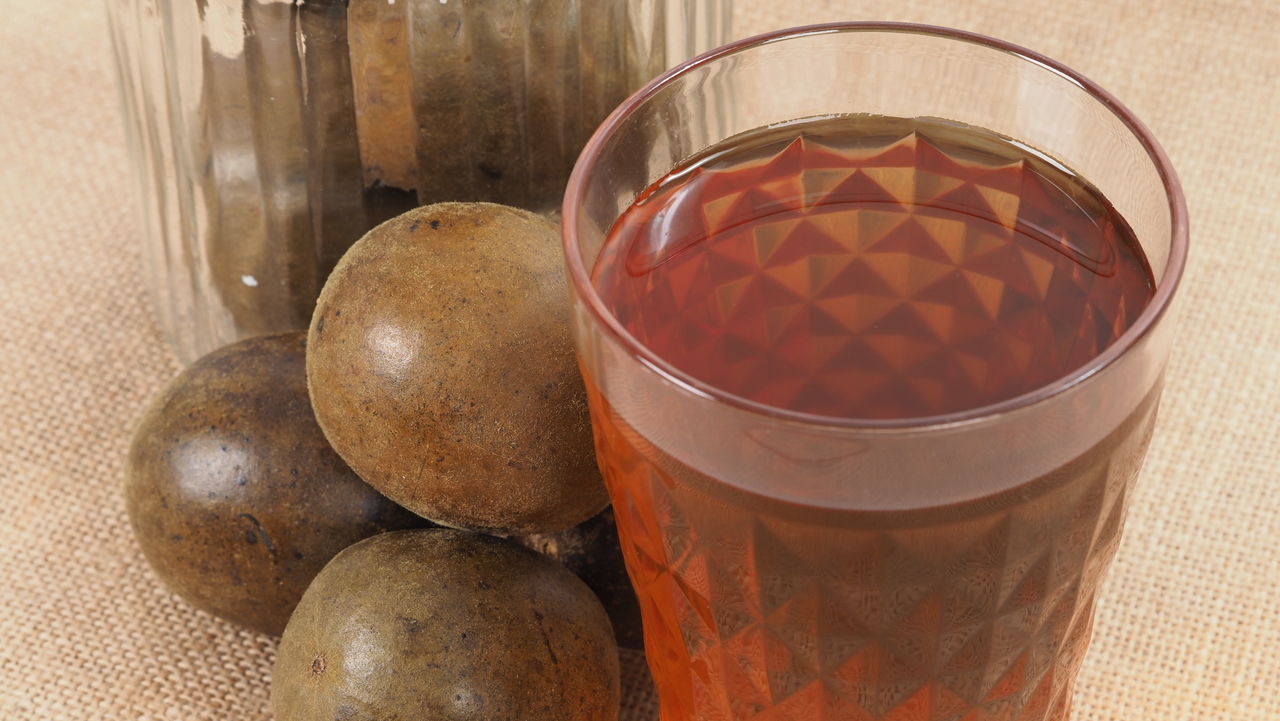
[1,1,1276,719]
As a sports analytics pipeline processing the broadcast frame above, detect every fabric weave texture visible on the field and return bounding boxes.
[1,1,1276,719]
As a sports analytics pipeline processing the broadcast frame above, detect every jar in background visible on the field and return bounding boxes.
[107,0,732,362]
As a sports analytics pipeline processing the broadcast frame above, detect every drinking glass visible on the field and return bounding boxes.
[563,23,1187,721]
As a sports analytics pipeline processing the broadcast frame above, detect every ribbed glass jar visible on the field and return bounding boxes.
[107,0,731,362]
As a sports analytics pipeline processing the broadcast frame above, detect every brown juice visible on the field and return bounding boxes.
[593,115,1153,419]
[587,116,1157,720]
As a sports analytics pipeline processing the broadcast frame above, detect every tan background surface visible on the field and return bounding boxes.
[1,1,1277,719]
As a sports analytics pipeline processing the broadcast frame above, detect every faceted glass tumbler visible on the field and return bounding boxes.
[563,23,1188,721]
[106,0,731,362]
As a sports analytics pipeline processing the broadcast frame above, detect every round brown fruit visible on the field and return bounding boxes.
[272,529,620,721]
[306,202,607,534]
[125,332,429,636]
[517,508,644,649]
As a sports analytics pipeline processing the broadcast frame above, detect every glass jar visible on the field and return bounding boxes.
[107,0,732,362]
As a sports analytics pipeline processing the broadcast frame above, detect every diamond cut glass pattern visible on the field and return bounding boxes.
[590,388,1158,721]
[594,117,1154,420]
[584,116,1162,721]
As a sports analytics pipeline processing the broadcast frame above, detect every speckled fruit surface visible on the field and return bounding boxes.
[125,332,428,636]
[306,202,608,534]
[273,529,620,721]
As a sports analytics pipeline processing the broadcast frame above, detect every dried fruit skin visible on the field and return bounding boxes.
[518,508,644,649]
[125,332,428,636]
[307,202,608,534]
[272,529,621,721]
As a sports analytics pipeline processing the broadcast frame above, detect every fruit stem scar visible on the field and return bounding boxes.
[237,513,277,556]
[311,655,326,675]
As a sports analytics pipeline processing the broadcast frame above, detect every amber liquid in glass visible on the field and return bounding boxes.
[588,116,1158,720]
[594,115,1153,419]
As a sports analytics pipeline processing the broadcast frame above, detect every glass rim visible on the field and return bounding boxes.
[562,21,1189,432]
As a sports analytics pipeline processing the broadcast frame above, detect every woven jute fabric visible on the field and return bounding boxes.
[1,1,1276,719]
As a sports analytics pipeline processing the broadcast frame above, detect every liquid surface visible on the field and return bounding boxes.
[593,115,1154,419]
